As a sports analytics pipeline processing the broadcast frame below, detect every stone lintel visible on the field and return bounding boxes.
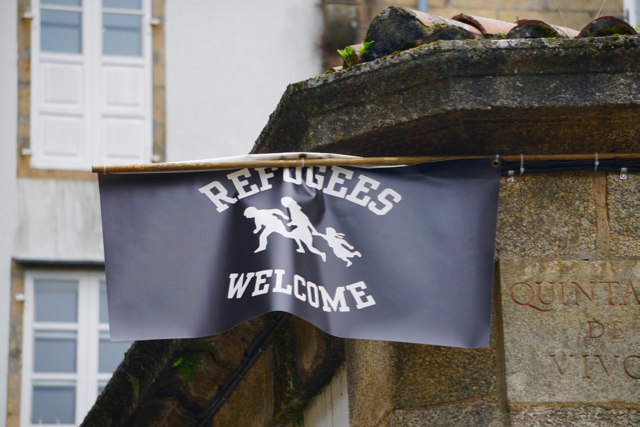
[252,36,640,157]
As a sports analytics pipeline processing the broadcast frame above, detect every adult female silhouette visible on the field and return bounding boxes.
[281,197,326,262]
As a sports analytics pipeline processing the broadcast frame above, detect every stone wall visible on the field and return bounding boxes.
[249,22,638,423]
[152,0,166,163]
[338,171,638,426]
[6,261,25,427]
[336,175,637,427]
[497,172,639,426]
[345,273,509,426]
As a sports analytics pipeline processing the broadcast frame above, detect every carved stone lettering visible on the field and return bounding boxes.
[509,280,640,311]
[501,261,640,403]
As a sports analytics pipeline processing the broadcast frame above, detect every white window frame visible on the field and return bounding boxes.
[20,270,116,427]
[29,0,153,171]
[624,0,639,26]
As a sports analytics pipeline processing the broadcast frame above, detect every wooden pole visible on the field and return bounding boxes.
[92,153,640,174]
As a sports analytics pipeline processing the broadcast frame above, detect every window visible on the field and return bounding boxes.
[624,0,639,26]
[29,0,153,170]
[20,271,133,426]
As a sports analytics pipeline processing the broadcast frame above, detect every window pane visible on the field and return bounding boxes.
[103,13,142,56]
[103,0,141,9]
[100,281,109,323]
[34,331,77,373]
[99,336,132,373]
[98,381,107,396]
[41,10,82,53]
[32,386,75,424]
[42,0,81,6]
[35,279,78,322]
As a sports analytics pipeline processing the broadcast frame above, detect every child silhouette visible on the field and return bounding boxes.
[322,227,361,267]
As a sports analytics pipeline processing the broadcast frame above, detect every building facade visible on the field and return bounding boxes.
[1,1,633,427]
[84,3,638,427]
[2,1,323,426]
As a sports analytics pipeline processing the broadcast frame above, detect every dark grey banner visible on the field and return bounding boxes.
[99,158,500,347]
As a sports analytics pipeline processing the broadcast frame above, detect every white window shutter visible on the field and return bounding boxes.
[94,2,152,166]
[30,0,152,171]
[30,0,91,170]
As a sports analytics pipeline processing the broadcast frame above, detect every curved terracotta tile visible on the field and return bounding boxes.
[427,25,478,42]
[508,19,578,38]
[578,16,638,37]
[451,13,516,35]
[555,25,580,38]
[410,9,482,34]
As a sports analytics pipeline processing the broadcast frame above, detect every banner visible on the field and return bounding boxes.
[99,157,500,347]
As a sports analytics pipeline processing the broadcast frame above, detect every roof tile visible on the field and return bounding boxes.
[332,7,637,72]
[578,16,638,37]
[451,13,517,35]
[508,19,579,39]
[413,10,482,34]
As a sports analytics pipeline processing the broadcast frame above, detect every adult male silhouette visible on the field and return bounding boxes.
[243,207,292,253]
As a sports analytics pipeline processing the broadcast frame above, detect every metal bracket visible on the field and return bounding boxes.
[620,167,628,180]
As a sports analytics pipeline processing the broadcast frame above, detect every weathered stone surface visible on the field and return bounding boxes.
[81,317,269,426]
[81,314,344,427]
[347,281,508,426]
[302,365,349,427]
[501,260,640,403]
[496,173,596,260]
[510,404,640,426]
[212,348,275,427]
[390,397,504,426]
[252,36,640,157]
[346,340,394,427]
[392,343,499,408]
[607,172,639,258]
[7,261,25,427]
[361,7,432,61]
[294,318,334,381]
[271,318,345,425]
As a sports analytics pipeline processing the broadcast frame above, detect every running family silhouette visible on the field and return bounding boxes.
[243,197,362,267]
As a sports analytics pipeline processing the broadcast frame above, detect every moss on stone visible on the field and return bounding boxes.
[127,373,141,401]
[508,22,561,39]
[268,318,345,426]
